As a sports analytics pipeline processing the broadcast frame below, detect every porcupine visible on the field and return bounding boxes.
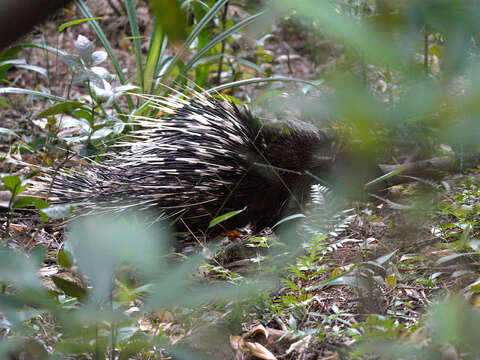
[33,90,337,234]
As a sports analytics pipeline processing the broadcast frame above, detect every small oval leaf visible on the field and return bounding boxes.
[57,251,73,269]
[51,276,87,300]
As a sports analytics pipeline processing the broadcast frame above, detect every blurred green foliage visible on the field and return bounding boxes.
[0,214,269,358]
[1,0,480,358]
[267,0,480,156]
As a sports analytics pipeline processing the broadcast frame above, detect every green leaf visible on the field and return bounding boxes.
[319,274,369,290]
[1,175,21,196]
[58,251,73,269]
[143,20,163,94]
[36,101,85,118]
[0,59,47,77]
[0,127,19,137]
[272,213,306,229]
[58,17,104,32]
[0,59,26,67]
[365,167,406,188]
[157,0,228,86]
[208,208,245,228]
[24,40,67,57]
[435,253,473,266]
[12,196,38,209]
[149,0,187,42]
[125,0,144,91]
[51,276,87,300]
[72,108,93,122]
[0,87,67,102]
[0,98,11,108]
[207,76,322,93]
[374,249,398,266]
[15,64,47,77]
[33,198,49,210]
[32,198,51,221]
[179,11,265,79]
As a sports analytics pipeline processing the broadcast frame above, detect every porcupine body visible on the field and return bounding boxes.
[38,91,335,234]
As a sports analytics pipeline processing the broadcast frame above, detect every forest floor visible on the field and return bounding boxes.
[1,1,479,359]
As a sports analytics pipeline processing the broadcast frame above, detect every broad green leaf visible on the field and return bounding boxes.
[318,274,369,290]
[12,196,38,209]
[149,0,187,42]
[51,276,87,300]
[1,175,21,195]
[36,101,85,118]
[58,251,73,269]
[158,0,228,86]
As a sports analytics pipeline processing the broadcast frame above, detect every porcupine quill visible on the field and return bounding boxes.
[30,89,337,234]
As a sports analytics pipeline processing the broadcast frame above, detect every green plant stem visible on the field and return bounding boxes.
[216,1,229,86]
[424,25,429,75]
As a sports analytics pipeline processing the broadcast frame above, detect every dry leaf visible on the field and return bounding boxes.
[244,324,269,340]
[286,335,312,356]
[244,341,277,360]
[230,335,244,350]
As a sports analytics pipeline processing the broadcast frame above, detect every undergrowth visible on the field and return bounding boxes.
[0,0,480,359]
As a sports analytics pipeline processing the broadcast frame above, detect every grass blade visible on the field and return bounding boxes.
[0,87,67,102]
[144,20,164,95]
[178,11,265,79]
[207,76,322,93]
[125,0,144,91]
[159,0,228,84]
